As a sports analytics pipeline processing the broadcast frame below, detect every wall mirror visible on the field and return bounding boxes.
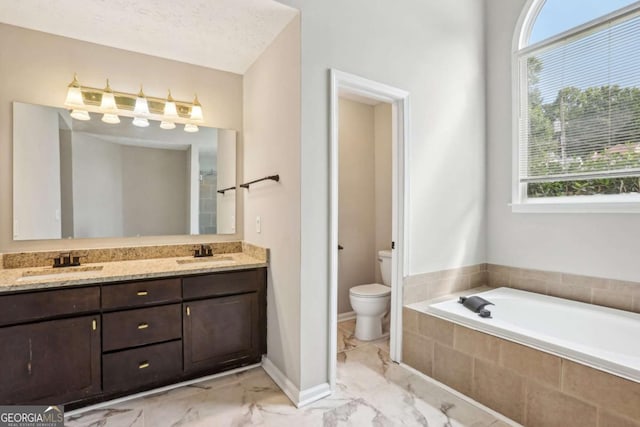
[13,102,236,240]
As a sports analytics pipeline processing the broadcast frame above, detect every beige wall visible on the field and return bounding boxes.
[0,23,243,252]
[374,103,392,283]
[338,98,376,314]
[243,17,301,387]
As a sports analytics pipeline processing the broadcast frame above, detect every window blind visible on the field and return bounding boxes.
[518,9,640,184]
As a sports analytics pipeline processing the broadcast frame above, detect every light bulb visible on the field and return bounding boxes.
[132,117,149,127]
[100,79,118,112]
[64,73,85,108]
[184,123,199,133]
[70,110,90,121]
[160,120,175,130]
[102,113,120,124]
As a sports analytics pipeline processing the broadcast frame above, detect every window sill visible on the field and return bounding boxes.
[510,195,640,213]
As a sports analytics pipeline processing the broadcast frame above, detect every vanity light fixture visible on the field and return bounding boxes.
[132,86,150,128]
[63,74,204,132]
[65,74,91,121]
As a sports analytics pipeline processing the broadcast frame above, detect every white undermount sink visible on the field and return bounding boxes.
[18,265,104,282]
[176,256,235,266]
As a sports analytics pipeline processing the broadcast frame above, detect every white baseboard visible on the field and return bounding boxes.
[261,356,332,408]
[337,311,356,322]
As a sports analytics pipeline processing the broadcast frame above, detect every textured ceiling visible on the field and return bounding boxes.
[0,0,298,74]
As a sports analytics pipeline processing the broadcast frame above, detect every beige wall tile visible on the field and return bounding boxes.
[561,273,608,289]
[453,325,500,363]
[634,294,640,314]
[433,343,473,396]
[547,282,592,304]
[499,340,561,388]
[472,359,525,423]
[417,313,454,346]
[526,381,597,427]
[598,410,640,427]
[403,307,419,333]
[403,283,428,305]
[510,277,548,295]
[402,330,434,376]
[562,361,640,421]
[520,268,562,284]
[591,288,634,311]
[469,271,488,288]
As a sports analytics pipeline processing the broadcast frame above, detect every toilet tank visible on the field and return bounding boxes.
[378,250,392,286]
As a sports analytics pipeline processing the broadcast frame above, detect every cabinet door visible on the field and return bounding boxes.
[183,293,260,373]
[0,315,101,405]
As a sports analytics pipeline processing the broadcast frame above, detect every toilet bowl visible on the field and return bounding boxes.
[349,250,392,341]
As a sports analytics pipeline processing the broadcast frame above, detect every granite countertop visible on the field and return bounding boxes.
[0,252,267,294]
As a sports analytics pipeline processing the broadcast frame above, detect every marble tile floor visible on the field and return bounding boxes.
[66,320,517,427]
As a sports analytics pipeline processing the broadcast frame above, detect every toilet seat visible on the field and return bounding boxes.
[349,283,391,298]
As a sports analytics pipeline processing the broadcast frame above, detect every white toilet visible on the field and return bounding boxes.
[349,249,392,341]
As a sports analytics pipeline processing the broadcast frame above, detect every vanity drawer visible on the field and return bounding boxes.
[0,286,100,327]
[102,340,182,393]
[182,269,262,300]
[102,304,182,352]
[102,278,181,310]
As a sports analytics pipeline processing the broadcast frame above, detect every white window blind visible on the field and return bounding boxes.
[518,8,640,184]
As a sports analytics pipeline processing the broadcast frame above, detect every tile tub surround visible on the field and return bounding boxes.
[404,263,488,305]
[403,307,640,427]
[1,241,249,269]
[0,245,268,293]
[66,335,516,427]
[488,264,640,314]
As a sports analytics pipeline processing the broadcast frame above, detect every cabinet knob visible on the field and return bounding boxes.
[137,323,149,330]
[138,361,150,369]
[186,306,190,316]
[137,290,148,296]
[92,319,97,331]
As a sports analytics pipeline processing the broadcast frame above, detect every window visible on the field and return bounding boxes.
[514,0,640,211]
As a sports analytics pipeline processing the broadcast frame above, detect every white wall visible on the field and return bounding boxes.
[72,133,123,238]
[278,0,487,391]
[217,130,237,234]
[485,0,640,282]
[0,23,243,252]
[338,98,376,315]
[12,103,61,240]
[243,17,302,388]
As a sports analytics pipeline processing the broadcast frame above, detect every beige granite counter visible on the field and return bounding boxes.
[0,243,268,293]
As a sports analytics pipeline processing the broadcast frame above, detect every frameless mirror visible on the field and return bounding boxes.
[12,102,236,240]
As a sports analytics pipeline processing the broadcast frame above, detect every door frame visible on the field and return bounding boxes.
[328,69,410,388]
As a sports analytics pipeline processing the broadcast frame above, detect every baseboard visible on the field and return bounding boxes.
[261,356,332,408]
[337,311,356,322]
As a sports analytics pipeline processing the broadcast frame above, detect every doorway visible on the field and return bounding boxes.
[328,69,409,388]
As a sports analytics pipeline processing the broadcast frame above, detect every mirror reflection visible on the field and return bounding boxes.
[13,102,236,240]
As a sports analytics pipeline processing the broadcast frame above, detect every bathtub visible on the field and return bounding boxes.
[425,287,640,382]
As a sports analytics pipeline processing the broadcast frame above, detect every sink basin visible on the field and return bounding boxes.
[176,256,235,266]
[18,265,104,282]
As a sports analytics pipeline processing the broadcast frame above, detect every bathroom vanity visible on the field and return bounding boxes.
[0,245,267,410]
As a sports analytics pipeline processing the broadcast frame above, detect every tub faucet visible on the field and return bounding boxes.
[458,296,494,318]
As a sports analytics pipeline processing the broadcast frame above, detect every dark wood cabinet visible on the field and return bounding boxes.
[0,266,267,409]
[0,315,101,405]
[184,293,260,373]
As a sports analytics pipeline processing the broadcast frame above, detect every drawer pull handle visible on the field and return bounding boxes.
[92,319,97,331]
[139,361,150,369]
[186,306,190,316]
[137,291,148,296]
[137,323,149,330]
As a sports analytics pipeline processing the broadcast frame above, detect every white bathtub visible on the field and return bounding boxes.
[424,287,640,382]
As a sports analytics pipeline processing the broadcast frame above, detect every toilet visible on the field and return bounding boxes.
[349,249,392,341]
